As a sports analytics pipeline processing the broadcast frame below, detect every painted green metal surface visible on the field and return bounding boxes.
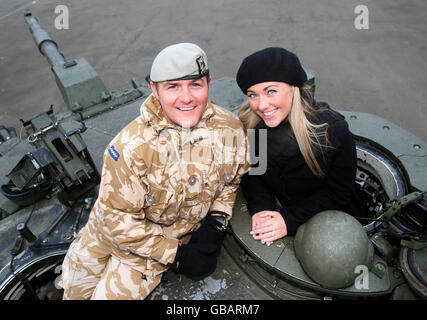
[342,110,427,192]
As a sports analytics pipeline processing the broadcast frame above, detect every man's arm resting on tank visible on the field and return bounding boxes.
[171,211,228,280]
[169,150,249,278]
[170,152,249,278]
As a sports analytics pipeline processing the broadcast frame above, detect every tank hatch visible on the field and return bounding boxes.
[228,189,393,298]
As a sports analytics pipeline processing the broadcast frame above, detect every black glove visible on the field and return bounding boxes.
[171,242,218,281]
[189,211,228,247]
[171,211,228,280]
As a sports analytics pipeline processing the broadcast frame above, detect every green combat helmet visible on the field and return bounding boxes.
[294,210,374,289]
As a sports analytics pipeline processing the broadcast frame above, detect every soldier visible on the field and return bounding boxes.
[60,43,249,300]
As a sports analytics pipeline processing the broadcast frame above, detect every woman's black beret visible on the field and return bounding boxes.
[236,47,307,93]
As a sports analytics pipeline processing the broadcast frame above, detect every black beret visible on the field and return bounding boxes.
[236,47,307,94]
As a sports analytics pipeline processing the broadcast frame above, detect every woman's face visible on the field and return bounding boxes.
[247,81,294,128]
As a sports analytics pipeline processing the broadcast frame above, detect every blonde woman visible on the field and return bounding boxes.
[236,47,368,246]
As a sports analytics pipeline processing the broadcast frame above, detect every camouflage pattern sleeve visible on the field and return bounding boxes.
[96,141,179,266]
[209,125,251,217]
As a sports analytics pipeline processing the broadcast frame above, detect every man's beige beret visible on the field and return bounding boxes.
[150,43,209,82]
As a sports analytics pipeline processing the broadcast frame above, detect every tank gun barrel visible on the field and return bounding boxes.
[24,10,65,67]
[23,10,109,111]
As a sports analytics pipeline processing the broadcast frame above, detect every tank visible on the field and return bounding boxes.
[0,11,426,300]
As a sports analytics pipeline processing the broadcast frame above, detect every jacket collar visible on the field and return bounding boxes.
[140,94,216,135]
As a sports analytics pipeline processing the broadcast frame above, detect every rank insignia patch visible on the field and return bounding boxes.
[108,145,120,161]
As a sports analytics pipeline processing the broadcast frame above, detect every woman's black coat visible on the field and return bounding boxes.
[241,103,368,236]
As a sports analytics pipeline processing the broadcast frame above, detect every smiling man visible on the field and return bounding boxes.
[60,43,250,300]
[150,43,210,128]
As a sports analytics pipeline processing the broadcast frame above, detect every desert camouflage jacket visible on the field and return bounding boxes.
[85,94,249,276]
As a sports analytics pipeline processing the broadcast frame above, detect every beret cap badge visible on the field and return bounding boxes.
[196,55,208,76]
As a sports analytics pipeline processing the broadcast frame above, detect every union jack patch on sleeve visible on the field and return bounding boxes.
[108,145,120,161]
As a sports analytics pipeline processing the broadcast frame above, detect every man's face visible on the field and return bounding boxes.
[151,77,210,128]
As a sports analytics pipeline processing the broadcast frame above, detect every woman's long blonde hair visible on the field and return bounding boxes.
[238,84,330,176]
